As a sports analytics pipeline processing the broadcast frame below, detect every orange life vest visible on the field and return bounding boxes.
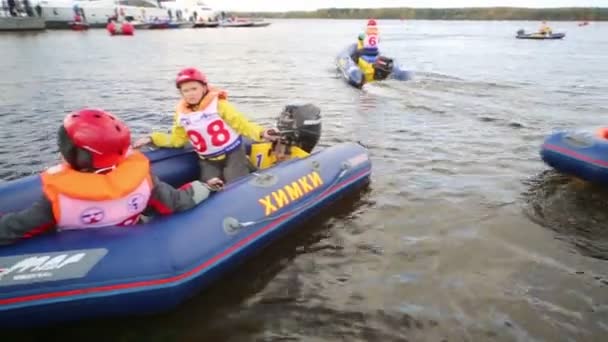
[41,150,153,230]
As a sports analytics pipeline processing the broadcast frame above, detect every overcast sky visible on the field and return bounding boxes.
[203,0,607,12]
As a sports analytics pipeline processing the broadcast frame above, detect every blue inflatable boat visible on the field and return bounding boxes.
[335,43,413,88]
[541,128,608,185]
[0,142,371,328]
[516,30,566,40]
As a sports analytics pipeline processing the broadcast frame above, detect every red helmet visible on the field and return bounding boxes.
[175,67,208,88]
[60,109,131,170]
[367,19,377,26]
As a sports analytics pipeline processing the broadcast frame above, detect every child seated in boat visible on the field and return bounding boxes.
[0,109,212,245]
[351,19,382,83]
[248,104,321,170]
[133,68,278,188]
[539,21,552,35]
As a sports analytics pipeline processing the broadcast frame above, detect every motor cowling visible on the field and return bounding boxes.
[373,56,394,81]
[276,104,322,153]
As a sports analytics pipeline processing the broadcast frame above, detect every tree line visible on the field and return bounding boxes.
[233,7,607,21]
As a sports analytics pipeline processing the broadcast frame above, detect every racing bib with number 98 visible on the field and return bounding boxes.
[177,97,241,157]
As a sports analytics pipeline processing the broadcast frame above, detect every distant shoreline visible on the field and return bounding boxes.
[232,7,607,21]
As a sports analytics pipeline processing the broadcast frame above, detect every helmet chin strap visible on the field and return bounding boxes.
[78,145,114,173]
[93,165,117,174]
[81,145,103,155]
[188,90,207,110]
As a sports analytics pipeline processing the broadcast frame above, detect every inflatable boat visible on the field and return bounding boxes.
[69,21,89,31]
[148,20,193,29]
[193,21,220,28]
[516,31,565,40]
[335,43,413,88]
[219,18,257,27]
[541,127,608,185]
[106,22,134,36]
[0,142,371,328]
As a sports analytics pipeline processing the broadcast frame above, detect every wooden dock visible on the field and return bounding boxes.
[0,16,46,31]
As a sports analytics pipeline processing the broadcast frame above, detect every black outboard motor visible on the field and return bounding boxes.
[517,29,525,36]
[373,56,394,81]
[276,104,322,153]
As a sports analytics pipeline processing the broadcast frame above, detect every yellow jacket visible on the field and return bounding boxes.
[357,58,375,84]
[539,24,552,34]
[150,89,265,152]
[355,33,377,84]
[249,143,310,170]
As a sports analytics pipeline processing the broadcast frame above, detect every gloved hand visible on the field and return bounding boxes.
[189,180,218,204]
[205,177,224,191]
[133,136,152,149]
[261,128,280,142]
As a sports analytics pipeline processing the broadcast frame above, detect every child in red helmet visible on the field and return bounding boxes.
[0,109,212,245]
[133,67,278,187]
[351,19,382,84]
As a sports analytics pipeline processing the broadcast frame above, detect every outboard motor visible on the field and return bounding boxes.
[373,56,394,81]
[517,29,525,36]
[276,104,322,153]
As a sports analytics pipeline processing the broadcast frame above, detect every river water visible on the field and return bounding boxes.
[1,19,607,341]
